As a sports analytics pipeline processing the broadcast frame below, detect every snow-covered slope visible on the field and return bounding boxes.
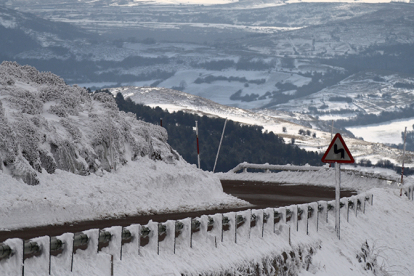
[0,62,247,229]
[110,86,414,167]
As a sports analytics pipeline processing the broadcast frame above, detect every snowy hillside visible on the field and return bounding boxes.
[0,62,247,229]
[110,86,414,167]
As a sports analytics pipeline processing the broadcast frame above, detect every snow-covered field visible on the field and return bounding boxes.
[347,118,414,144]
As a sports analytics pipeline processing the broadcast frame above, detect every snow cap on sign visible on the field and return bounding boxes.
[322,133,355,163]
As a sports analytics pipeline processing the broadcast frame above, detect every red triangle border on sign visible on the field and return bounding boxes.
[321,133,355,163]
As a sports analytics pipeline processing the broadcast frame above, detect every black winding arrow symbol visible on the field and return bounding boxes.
[334,144,345,159]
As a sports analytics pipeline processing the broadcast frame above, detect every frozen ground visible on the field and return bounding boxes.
[2,173,414,275]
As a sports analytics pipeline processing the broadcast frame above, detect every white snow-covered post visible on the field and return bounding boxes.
[139,222,158,257]
[100,226,122,260]
[251,209,263,239]
[71,229,100,274]
[50,233,73,274]
[221,212,236,244]
[0,239,23,275]
[120,224,139,259]
[195,120,201,169]
[213,118,227,173]
[234,210,249,244]
[207,214,222,248]
[158,220,175,255]
[23,236,50,275]
[317,201,328,231]
[262,208,274,238]
[173,218,191,254]
[307,202,318,235]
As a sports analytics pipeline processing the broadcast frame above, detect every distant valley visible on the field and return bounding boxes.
[1,0,414,148]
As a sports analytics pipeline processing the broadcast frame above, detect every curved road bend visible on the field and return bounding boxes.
[0,180,356,243]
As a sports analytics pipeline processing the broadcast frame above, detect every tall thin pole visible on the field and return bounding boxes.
[400,127,407,196]
[196,121,200,169]
[213,118,228,173]
[335,162,341,240]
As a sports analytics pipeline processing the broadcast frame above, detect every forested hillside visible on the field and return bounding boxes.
[113,92,323,172]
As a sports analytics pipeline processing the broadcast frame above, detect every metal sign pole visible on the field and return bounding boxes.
[213,118,227,173]
[335,162,341,240]
[400,127,407,196]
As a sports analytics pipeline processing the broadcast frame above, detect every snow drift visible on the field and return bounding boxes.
[0,61,247,229]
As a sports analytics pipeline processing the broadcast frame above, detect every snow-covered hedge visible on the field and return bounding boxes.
[0,62,179,185]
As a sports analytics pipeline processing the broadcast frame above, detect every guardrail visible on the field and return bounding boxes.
[0,193,374,275]
[229,162,400,183]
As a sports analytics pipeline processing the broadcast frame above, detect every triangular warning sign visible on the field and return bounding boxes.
[322,133,355,163]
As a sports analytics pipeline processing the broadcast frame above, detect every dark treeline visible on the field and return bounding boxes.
[113,92,323,172]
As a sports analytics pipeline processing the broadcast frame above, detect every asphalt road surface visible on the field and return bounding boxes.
[0,180,356,242]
